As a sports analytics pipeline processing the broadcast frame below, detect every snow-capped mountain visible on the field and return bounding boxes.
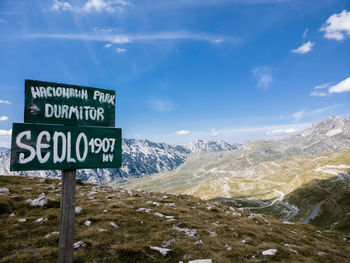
[185,139,238,152]
[0,138,236,184]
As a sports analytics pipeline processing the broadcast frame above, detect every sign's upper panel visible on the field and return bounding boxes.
[24,79,115,127]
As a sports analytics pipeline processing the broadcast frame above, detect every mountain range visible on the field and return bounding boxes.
[124,115,350,195]
[0,138,237,184]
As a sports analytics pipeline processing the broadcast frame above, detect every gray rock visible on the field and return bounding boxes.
[30,193,48,207]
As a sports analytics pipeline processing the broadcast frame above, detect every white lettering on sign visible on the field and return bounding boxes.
[31,86,88,100]
[76,133,88,162]
[44,104,104,122]
[93,90,115,105]
[103,154,114,162]
[36,131,50,164]
[53,132,66,163]
[16,131,35,164]
[14,130,116,165]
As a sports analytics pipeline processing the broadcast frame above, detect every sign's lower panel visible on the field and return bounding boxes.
[10,123,122,171]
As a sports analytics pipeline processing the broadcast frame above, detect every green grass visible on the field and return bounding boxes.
[1,176,350,262]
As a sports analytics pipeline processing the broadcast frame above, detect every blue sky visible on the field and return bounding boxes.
[0,0,350,147]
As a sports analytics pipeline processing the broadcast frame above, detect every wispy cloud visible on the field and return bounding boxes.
[291,41,314,54]
[314,83,330,89]
[23,32,239,45]
[253,66,273,89]
[328,77,350,94]
[0,116,8,121]
[293,105,341,120]
[320,10,350,41]
[0,99,11,104]
[310,83,330,97]
[147,99,173,112]
[175,130,190,135]
[310,91,327,97]
[266,128,298,135]
[49,0,131,14]
[302,28,308,38]
[115,47,126,53]
[104,43,112,48]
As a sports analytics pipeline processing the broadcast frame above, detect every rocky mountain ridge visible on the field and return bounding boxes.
[0,138,237,184]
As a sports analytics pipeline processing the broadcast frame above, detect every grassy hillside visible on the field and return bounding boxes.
[1,176,350,262]
[284,174,350,233]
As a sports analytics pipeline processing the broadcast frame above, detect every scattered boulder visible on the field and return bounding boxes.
[45,231,59,238]
[74,241,86,249]
[29,193,48,207]
[109,222,119,228]
[75,207,83,214]
[36,217,48,224]
[150,246,171,256]
[18,218,26,223]
[262,249,277,256]
[0,187,10,195]
[84,220,91,226]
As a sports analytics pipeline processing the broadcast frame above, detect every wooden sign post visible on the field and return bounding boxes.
[58,169,76,263]
[10,80,122,262]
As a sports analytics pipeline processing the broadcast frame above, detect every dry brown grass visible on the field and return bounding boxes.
[1,175,350,262]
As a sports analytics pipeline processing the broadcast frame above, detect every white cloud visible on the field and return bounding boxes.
[115,47,126,53]
[291,41,314,54]
[112,35,130,43]
[328,77,350,93]
[147,99,173,112]
[310,91,327,97]
[50,0,131,14]
[50,0,73,11]
[320,10,350,41]
[24,32,238,45]
[0,116,8,121]
[0,99,11,104]
[253,66,273,89]
[104,43,112,48]
[175,130,190,135]
[211,38,223,45]
[314,83,330,89]
[0,129,11,148]
[266,128,298,135]
[310,83,330,97]
[293,111,304,120]
[293,105,340,120]
[302,28,308,38]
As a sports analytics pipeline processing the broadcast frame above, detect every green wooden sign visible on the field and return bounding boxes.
[24,79,115,127]
[10,123,122,171]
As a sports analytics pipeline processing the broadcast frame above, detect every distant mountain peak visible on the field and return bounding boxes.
[301,115,350,137]
[185,139,237,153]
